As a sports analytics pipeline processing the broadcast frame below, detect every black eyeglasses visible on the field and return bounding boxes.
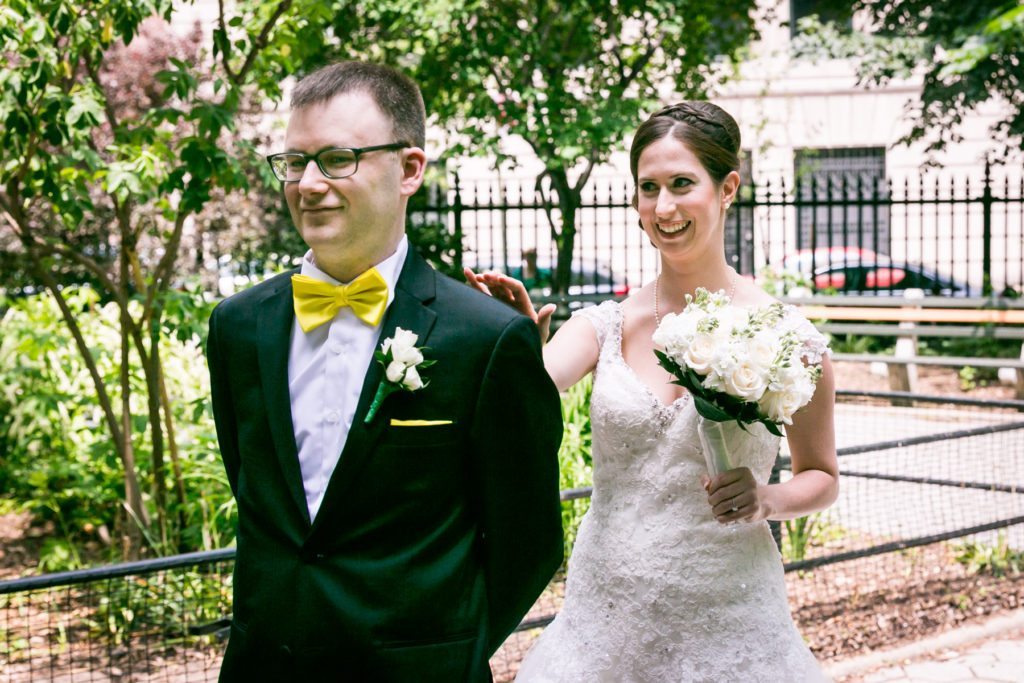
[266,142,410,182]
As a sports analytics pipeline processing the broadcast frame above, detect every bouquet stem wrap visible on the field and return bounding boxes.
[697,417,743,477]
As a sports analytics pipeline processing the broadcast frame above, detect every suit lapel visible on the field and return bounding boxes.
[256,274,311,527]
[308,249,438,537]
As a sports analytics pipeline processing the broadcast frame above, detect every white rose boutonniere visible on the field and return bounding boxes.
[365,327,435,423]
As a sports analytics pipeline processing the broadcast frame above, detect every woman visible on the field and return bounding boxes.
[466,102,838,681]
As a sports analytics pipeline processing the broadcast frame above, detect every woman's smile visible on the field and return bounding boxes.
[656,219,692,235]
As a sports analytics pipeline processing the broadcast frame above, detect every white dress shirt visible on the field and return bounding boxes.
[287,237,408,521]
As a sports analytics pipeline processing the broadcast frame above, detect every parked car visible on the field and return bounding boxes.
[782,248,978,296]
[781,246,879,276]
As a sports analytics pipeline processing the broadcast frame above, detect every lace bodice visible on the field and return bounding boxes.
[516,300,828,683]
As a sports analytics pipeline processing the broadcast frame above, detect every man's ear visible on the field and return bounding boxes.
[399,147,428,197]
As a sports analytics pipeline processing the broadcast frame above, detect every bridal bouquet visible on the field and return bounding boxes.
[652,288,825,475]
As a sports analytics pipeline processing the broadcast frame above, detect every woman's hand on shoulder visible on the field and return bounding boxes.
[463,267,557,344]
[704,468,772,524]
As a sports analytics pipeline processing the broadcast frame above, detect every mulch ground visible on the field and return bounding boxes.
[792,544,1024,662]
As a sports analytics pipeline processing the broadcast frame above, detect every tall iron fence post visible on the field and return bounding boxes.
[453,172,464,273]
[983,159,993,296]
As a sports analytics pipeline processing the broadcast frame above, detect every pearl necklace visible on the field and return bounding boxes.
[654,271,737,328]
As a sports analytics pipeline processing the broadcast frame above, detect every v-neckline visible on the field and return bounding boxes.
[609,303,690,412]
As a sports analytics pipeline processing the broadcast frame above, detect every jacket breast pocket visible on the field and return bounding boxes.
[377,420,461,448]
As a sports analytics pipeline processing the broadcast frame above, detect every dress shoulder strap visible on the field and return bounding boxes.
[569,300,621,348]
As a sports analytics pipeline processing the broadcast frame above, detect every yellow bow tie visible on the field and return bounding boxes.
[292,269,389,332]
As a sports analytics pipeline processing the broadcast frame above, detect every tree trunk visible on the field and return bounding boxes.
[544,168,580,295]
[119,249,147,559]
[159,365,188,549]
[145,314,168,550]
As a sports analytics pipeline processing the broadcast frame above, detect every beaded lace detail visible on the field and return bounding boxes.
[516,300,829,683]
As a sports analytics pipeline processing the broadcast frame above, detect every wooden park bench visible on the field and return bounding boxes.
[786,292,1024,399]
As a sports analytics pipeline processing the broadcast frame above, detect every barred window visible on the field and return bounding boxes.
[790,0,853,37]
[794,147,890,256]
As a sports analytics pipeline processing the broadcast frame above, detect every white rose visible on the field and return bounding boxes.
[393,346,424,366]
[747,330,778,372]
[388,328,419,356]
[683,332,719,375]
[766,364,816,417]
[386,360,407,383]
[653,313,695,354]
[402,365,424,391]
[721,358,769,401]
[773,357,815,395]
[759,388,806,424]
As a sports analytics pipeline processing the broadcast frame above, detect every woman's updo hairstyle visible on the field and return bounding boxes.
[629,101,741,191]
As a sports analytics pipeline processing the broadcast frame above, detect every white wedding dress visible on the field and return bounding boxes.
[516,301,829,683]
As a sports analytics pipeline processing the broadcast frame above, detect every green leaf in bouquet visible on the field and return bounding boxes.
[654,349,682,376]
[681,367,709,394]
[693,395,733,422]
[760,418,785,437]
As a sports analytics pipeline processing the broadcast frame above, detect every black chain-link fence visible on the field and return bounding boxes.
[3,391,1023,681]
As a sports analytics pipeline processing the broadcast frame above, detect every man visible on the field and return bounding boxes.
[206,61,563,682]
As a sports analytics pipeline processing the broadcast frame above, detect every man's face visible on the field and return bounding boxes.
[283,90,421,280]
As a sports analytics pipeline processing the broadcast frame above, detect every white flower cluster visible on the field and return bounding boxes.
[381,328,425,391]
[652,289,823,425]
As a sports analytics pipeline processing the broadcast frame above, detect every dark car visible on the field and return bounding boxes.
[786,252,978,296]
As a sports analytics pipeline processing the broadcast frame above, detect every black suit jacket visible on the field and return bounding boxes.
[207,248,563,682]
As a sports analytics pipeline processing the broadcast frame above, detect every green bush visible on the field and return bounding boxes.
[954,532,1024,577]
[558,375,594,560]
[0,286,232,568]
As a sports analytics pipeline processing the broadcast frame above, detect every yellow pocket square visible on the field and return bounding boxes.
[389,419,454,427]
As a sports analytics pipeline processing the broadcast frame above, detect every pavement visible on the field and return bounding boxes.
[825,609,1024,682]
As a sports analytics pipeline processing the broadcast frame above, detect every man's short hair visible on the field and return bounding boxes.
[291,61,426,150]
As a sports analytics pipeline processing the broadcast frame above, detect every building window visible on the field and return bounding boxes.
[724,152,755,275]
[794,147,890,256]
[790,0,853,37]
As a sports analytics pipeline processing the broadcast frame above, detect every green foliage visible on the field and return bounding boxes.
[794,2,1024,160]
[0,288,232,563]
[406,172,465,280]
[958,365,981,391]
[826,333,895,355]
[414,0,758,292]
[89,570,231,646]
[954,531,1024,577]
[781,511,845,564]
[920,334,1021,360]
[558,374,594,560]
[0,0,449,559]
[755,265,814,298]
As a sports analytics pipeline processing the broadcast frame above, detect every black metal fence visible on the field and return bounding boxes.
[418,163,1024,298]
[3,391,1024,681]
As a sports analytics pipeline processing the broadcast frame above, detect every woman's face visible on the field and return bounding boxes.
[635,135,737,265]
